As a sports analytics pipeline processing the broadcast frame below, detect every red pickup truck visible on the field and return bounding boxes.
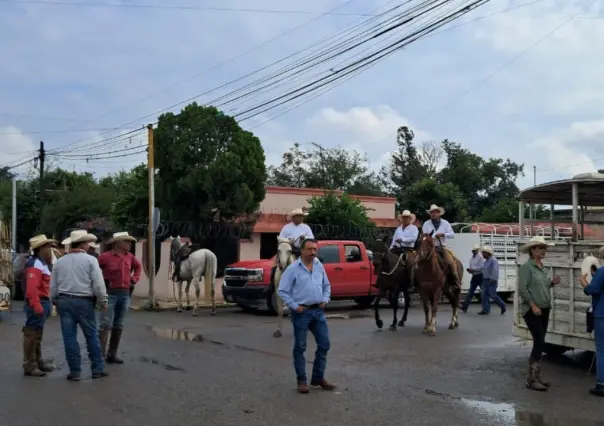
[221,240,378,314]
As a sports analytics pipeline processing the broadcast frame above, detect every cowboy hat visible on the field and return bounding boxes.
[399,210,412,217]
[29,234,58,250]
[581,255,601,285]
[481,245,493,255]
[89,242,98,249]
[472,244,481,251]
[61,229,97,245]
[291,208,308,217]
[519,236,554,253]
[426,204,445,215]
[108,231,137,244]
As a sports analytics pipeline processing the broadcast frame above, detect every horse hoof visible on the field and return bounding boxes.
[389,324,397,331]
[422,327,429,334]
[455,321,460,328]
[177,309,182,313]
[376,320,384,329]
[192,312,198,317]
[397,320,405,327]
[210,311,217,316]
[273,330,282,338]
[448,324,455,330]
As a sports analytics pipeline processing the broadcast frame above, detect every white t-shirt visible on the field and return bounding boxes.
[278,222,315,248]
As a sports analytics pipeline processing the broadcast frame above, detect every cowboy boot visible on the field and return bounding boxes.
[99,328,110,359]
[22,327,46,377]
[36,328,55,372]
[535,362,551,388]
[526,359,547,391]
[106,328,124,364]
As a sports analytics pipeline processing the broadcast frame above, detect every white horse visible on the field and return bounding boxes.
[169,236,218,316]
[273,237,296,338]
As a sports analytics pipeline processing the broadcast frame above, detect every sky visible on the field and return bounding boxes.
[0,0,603,192]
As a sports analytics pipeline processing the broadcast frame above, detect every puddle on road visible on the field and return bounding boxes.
[460,398,604,425]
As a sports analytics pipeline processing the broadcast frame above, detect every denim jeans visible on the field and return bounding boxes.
[55,295,104,376]
[99,291,130,330]
[462,273,483,310]
[291,307,330,384]
[594,318,604,384]
[481,279,506,313]
[24,299,52,329]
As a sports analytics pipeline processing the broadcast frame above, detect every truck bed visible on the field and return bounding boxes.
[513,241,596,352]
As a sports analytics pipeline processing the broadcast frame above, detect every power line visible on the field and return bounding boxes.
[0,127,141,135]
[0,0,376,15]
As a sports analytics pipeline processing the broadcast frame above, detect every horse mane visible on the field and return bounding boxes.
[170,236,183,262]
[277,237,291,245]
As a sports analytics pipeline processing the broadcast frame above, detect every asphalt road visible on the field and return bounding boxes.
[1,301,603,426]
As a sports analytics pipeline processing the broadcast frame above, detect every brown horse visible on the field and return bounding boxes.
[414,232,463,336]
[371,240,413,331]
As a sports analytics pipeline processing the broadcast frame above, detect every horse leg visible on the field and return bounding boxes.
[210,276,216,316]
[421,291,430,334]
[389,289,399,331]
[398,285,411,327]
[428,290,440,336]
[184,280,192,310]
[191,278,200,317]
[374,292,383,329]
[176,281,183,312]
[444,287,460,330]
[274,291,284,338]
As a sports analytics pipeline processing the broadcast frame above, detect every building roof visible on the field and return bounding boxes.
[265,186,396,204]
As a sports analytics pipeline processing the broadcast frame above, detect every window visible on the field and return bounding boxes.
[344,244,362,262]
[317,245,340,264]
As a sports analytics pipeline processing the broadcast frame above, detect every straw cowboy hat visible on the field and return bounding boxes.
[519,236,554,253]
[291,208,308,217]
[581,255,601,285]
[472,244,481,251]
[426,204,445,215]
[61,229,97,245]
[399,210,412,217]
[481,245,494,255]
[29,234,58,250]
[108,231,137,244]
[89,242,98,249]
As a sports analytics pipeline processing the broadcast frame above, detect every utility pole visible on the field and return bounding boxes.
[145,124,156,309]
[38,141,45,222]
[11,177,16,253]
[533,165,536,186]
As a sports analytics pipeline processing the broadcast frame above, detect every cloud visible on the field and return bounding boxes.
[0,126,38,175]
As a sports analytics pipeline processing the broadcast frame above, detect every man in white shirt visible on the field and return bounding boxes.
[271,208,315,285]
[460,244,484,312]
[421,204,460,289]
[390,210,419,255]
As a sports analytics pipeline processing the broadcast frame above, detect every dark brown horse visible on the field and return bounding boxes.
[371,240,413,331]
[415,232,463,336]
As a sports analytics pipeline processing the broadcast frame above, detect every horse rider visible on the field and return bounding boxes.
[390,210,419,256]
[22,234,57,377]
[421,204,461,290]
[271,208,315,285]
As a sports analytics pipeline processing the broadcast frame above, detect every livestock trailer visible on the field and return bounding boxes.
[513,173,604,355]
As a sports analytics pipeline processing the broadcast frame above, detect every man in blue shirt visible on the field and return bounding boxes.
[478,246,506,315]
[278,238,335,394]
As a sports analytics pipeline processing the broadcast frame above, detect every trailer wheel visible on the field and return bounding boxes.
[544,343,570,357]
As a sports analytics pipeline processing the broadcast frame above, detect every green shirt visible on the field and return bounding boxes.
[518,258,552,316]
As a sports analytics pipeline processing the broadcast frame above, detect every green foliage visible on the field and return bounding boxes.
[479,199,549,223]
[267,143,383,196]
[99,164,151,228]
[306,192,375,229]
[154,103,267,221]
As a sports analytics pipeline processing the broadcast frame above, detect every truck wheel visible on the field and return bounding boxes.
[354,296,376,308]
[544,343,570,357]
[498,292,513,303]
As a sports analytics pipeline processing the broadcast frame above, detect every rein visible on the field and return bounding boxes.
[378,252,405,276]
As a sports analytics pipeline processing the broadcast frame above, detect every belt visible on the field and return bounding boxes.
[58,293,94,300]
[40,296,49,300]
[300,303,321,309]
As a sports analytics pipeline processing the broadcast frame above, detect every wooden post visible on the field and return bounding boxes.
[146,124,156,309]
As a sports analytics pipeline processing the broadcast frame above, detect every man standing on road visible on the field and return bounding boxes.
[478,246,506,315]
[460,244,484,313]
[98,232,141,365]
[50,230,109,381]
[278,238,336,394]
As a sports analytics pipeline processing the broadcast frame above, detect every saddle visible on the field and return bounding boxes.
[172,244,201,281]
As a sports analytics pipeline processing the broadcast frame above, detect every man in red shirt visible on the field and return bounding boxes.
[98,232,142,364]
[22,234,57,377]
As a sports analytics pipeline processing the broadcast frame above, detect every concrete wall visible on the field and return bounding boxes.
[131,241,224,305]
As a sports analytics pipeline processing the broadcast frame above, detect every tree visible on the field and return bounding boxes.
[99,164,151,228]
[267,143,384,196]
[306,192,375,230]
[479,199,549,223]
[405,179,467,222]
[154,103,267,221]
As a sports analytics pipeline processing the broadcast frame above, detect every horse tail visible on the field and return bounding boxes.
[203,250,217,304]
